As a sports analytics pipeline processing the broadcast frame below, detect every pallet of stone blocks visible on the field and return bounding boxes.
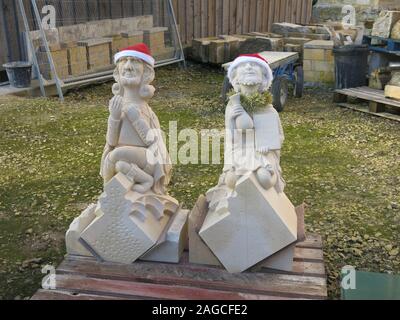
[334,86,400,114]
[31,233,327,300]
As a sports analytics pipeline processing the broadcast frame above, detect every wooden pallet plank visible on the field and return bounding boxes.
[335,88,400,108]
[337,103,400,123]
[259,261,326,278]
[297,234,323,249]
[53,274,298,300]
[31,289,130,300]
[294,248,324,262]
[58,256,327,299]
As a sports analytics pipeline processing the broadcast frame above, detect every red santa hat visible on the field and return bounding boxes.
[227,53,273,85]
[114,43,155,67]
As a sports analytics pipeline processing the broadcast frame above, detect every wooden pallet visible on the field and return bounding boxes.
[31,234,327,300]
[334,86,400,114]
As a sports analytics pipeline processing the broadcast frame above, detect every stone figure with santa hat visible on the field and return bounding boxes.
[65,43,188,265]
[195,53,303,273]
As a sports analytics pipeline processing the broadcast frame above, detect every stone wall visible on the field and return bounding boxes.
[312,0,400,25]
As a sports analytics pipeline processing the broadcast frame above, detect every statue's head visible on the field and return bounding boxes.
[228,54,273,93]
[112,44,155,100]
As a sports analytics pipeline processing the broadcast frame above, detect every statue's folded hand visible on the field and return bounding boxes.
[229,104,245,119]
[109,96,123,120]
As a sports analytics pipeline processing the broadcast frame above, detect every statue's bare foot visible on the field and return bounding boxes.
[256,168,277,190]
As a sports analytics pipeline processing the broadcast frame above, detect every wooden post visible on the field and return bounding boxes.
[369,101,386,113]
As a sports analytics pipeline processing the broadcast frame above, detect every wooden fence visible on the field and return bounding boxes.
[0,0,313,71]
[171,0,314,45]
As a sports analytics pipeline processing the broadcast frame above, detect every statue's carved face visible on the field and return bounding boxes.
[235,62,263,87]
[117,57,144,87]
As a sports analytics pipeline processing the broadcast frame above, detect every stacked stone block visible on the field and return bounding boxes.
[303,40,335,86]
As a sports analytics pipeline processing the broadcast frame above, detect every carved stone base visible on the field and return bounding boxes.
[190,178,305,273]
[140,209,189,263]
[65,173,188,264]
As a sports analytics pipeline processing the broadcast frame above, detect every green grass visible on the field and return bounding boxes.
[0,63,399,299]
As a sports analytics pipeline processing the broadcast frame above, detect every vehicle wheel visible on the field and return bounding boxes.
[221,75,233,104]
[272,77,288,112]
[293,65,304,98]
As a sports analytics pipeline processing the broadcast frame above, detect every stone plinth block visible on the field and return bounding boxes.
[189,195,221,266]
[141,209,189,263]
[66,204,97,256]
[67,45,88,77]
[143,27,168,56]
[107,35,129,56]
[385,85,400,100]
[37,47,69,80]
[372,10,400,38]
[121,31,144,49]
[78,38,113,71]
[80,173,179,264]
[199,174,297,273]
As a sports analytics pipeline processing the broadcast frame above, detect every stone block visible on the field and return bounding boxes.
[107,35,129,56]
[303,60,312,71]
[248,32,283,38]
[80,173,179,264]
[208,39,227,64]
[58,24,86,43]
[239,37,284,55]
[141,209,189,263]
[325,49,335,62]
[219,35,248,60]
[190,195,306,271]
[313,60,334,72]
[66,204,97,256]
[78,38,113,71]
[154,46,176,61]
[385,84,400,100]
[30,28,60,47]
[120,15,154,34]
[199,174,297,273]
[258,243,296,272]
[283,37,312,46]
[85,19,113,39]
[143,27,168,56]
[121,31,144,48]
[304,70,319,83]
[188,196,221,266]
[372,10,400,38]
[271,22,313,35]
[37,47,69,80]
[391,20,400,39]
[304,48,325,61]
[67,45,89,76]
[192,37,218,63]
[321,71,335,83]
[304,40,334,50]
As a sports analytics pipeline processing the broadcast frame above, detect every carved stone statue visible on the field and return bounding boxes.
[197,54,299,273]
[66,44,188,264]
